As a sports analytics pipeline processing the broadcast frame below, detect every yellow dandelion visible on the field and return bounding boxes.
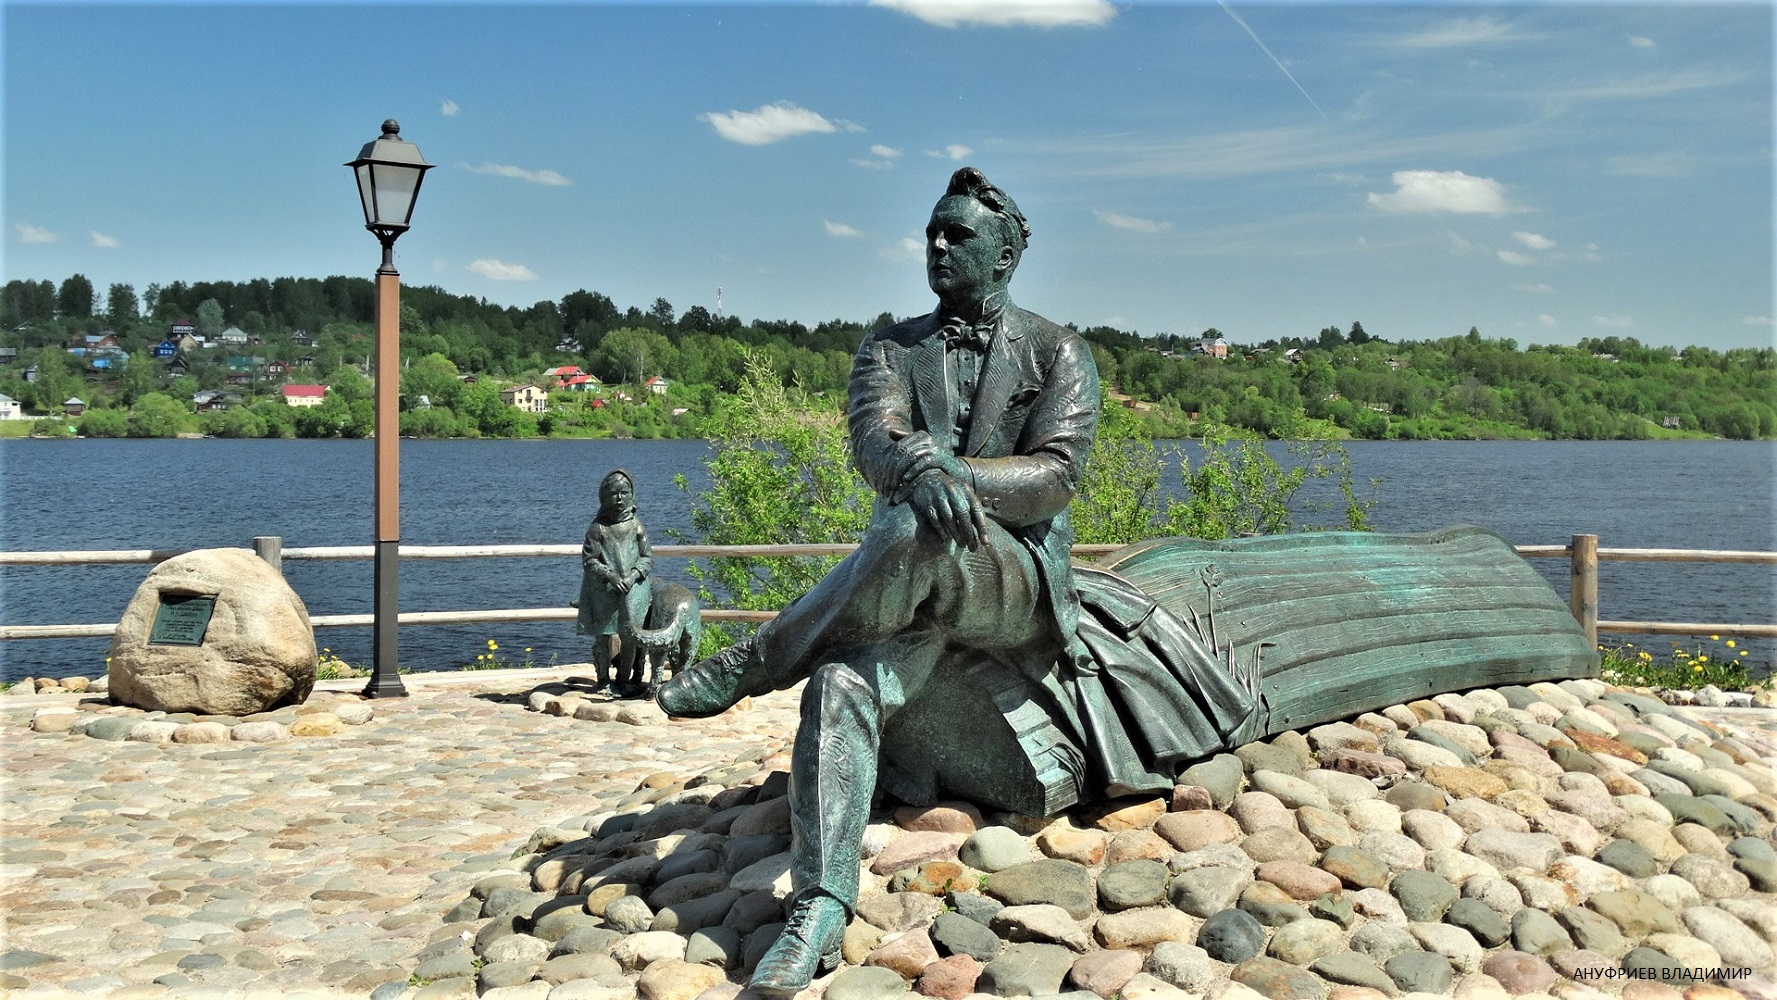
[1726,640,1737,649]
[1710,635,1721,641]
[1694,664,1704,672]
[487,639,498,649]
[525,647,533,653]
[1699,655,1710,662]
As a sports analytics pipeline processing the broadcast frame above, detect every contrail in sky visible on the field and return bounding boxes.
[1216,0,1330,121]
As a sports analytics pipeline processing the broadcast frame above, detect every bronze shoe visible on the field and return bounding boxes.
[655,638,770,718]
[749,894,845,997]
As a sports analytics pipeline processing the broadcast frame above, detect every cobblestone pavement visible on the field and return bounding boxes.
[0,670,805,999]
[2,671,1770,1000]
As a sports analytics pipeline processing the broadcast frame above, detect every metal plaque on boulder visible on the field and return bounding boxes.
[148,593,217,647]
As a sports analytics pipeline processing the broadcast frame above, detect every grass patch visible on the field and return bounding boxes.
[0,421,38,438]
[1600,636,1764,690]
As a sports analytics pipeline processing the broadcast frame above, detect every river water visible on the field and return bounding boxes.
[1,438,1771,683]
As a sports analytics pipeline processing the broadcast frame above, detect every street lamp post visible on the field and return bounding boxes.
[347,119,433,698]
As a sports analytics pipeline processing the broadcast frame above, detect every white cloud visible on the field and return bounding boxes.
[14,223,57,244]
[1497,250,1535,266]
[1591,315,1633,328]
[1539,314,1559,327]
[1739,316,1772,326]
[1016,122,1539,183]
[1367,170,1512,215]
[1514,283,1554,293]
[871,0,1114,29]
[442,99,461,116]
[1395,16,1534,48]
[869,144,902,159]
[879,237,925,261]
[927,144,972,161]
[852,144,901,170]
[466,259,538,281]
[1549,70,1746,104]
[824,220,865,238]
[698,102,844,145]
[465,162,572,186]
[1446,231,1478,255]
[852,158,895,170]
[1628,36,1655,48]
[1093,209,1172,233]
[1318,172,1366,184]
[1608,152,1695,178]
[90,231,121,249]
[1512,231,1554,250]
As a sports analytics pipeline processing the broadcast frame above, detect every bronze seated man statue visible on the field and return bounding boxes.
[657,168,1264,996]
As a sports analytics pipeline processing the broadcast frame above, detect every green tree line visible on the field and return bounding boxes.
[3,274,1770,441]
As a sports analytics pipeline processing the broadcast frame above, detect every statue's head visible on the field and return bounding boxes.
[926,167,1030,309]
[599,469,635,517]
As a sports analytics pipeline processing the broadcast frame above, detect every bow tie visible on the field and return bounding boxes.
[939,317,994,353]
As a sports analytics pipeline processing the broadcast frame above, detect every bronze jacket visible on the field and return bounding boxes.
[848,299,1100,653]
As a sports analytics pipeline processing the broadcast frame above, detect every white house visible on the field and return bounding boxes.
[500,384,549,414]
[0,394,22,420]
[281,384,328,408]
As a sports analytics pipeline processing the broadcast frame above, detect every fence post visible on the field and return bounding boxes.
[1570,533,1598,648]
[252,536,283,576]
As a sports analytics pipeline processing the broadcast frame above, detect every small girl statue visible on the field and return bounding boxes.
[576,469,653,692]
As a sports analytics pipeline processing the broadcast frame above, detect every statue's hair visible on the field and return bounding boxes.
[945,167,1030,253]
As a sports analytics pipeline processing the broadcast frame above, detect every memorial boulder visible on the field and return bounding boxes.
[108,548,317,715]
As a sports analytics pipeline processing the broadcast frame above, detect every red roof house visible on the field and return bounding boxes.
[281,384,328,408]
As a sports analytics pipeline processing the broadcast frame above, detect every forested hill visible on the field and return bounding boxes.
[3,274,1772,441]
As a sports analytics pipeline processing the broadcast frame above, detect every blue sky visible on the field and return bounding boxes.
[4,1,1772,351]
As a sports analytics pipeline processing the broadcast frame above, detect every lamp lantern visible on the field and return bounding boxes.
[346,119,434,255]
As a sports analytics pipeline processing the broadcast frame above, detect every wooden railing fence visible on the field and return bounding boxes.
[2,535,1772,647]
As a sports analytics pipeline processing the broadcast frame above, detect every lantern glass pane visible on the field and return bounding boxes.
[354,164,377,228]
[371,164,423,228]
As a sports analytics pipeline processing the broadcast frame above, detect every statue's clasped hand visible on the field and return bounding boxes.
[909,470,987,550]
[894,432,987,549]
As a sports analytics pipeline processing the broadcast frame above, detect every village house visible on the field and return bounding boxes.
[0,347,17,366]
[281,384,327,408]
[0,394,22,420]
[69,332,122,351]
[153,339,180,360]
[63,397,86,417]
[192,390,242,413]
[1193,337,1229,360]
[1386,357,1409,371]
[644,375,670,396]
[542,365,585,387]
[561,373,601,393]
[169,320,196,338]
[164,355,191,376]
[264,360,290,380]
[1283,348,1305,364]
[216,326,250,347]
[290,330,317,348]
[499,384,549,414]
[292,355,316,369]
